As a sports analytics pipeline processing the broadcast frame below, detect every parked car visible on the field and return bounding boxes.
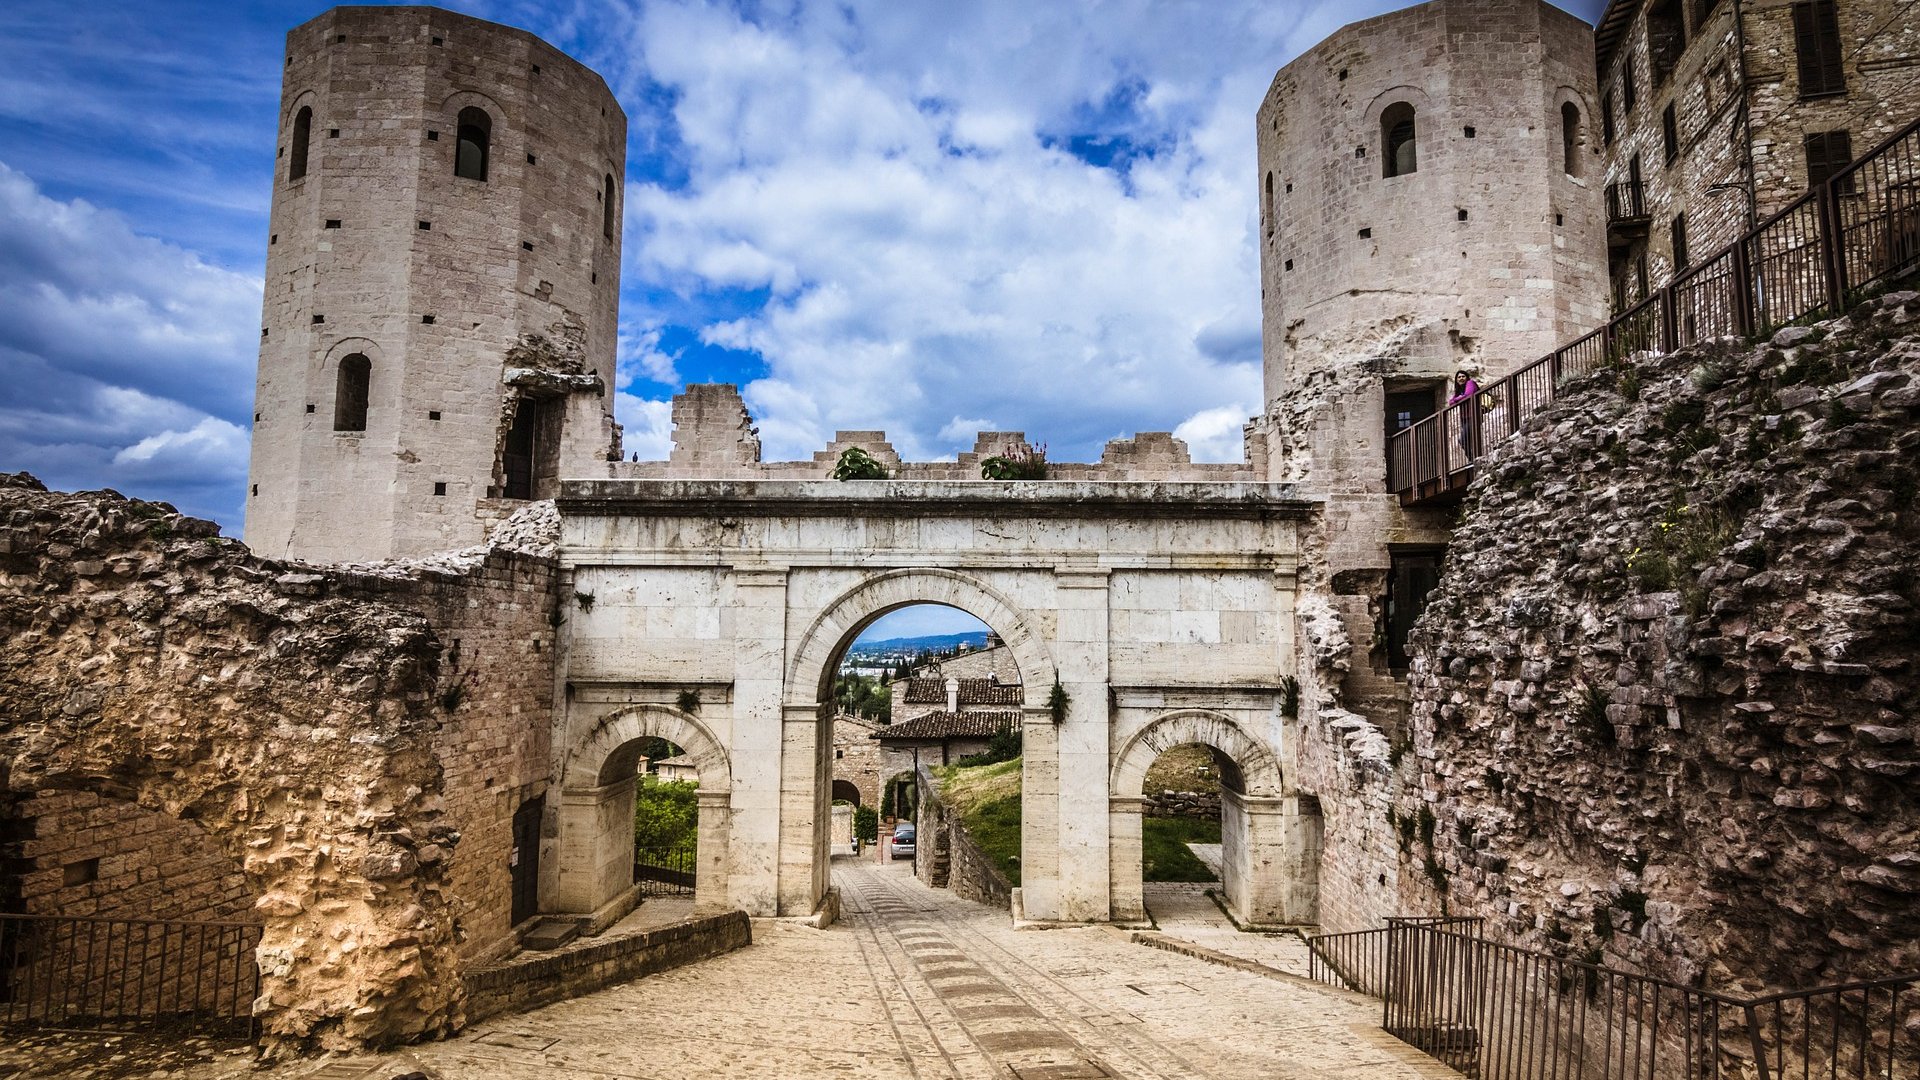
[888,823,916,859]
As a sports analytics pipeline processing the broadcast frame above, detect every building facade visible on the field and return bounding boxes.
[1593,0,1920,305]
[244,6,627,562]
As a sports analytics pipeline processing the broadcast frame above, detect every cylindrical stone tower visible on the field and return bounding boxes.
[245,6,626,562]
[1258,0,1608,415]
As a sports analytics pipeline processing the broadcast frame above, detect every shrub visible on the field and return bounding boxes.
[853,805,879,844]
[832,446,889,480]
[981,443,1048,480]
[957,721,1023,767]
[634,774,699,851]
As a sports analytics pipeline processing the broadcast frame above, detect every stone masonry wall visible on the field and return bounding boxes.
[914,766,1013,910]
[9,789,253,922]
[0,475,562,1051]
[1395,290,1920,990]
[321,515,560,960]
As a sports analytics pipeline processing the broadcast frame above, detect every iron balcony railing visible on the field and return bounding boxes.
[0,912,261,1038]
[1608,180,1650,223]
[633,843,697,896]
[1306,919,1920,1080]
[1388,113,1920,505]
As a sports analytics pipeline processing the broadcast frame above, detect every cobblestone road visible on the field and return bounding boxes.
[4,862,1454,1080]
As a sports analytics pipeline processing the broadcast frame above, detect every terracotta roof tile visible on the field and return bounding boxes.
[900,677,1024,706]
[873,711,1019,741]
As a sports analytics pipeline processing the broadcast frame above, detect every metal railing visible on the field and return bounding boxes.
[1307,919,1920,1080]
[633,844,697,896]
[1388,113,1920,504]
[1609,180,1649,223]
[0,913,260,1037]
[1308,915,1482,998]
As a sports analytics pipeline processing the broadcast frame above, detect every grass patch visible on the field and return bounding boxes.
[1142,817,1220,882]
[935,757,1024,885]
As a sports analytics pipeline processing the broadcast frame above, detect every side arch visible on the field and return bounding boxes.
[564,703,731,791]
[1110,708,1284,798]
[1107,709,1308,927]
[555,704,732,913]
[783,567,1056,708]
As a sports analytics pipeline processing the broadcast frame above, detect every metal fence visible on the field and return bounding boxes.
[1307,920,1920,1080]
[1387,113,1920,503]
[0,913,260,1037]
[633,844,697,896]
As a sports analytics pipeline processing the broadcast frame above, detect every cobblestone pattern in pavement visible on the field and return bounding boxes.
[2,863,1455,1080]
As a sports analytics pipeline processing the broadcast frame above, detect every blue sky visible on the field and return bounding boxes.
[0,0,1603,530]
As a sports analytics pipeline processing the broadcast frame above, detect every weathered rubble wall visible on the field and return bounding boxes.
[319,508,560,961]
[1393,290,1920,990]
[0,474,560,1051]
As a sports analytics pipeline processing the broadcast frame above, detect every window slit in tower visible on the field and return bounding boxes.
[289,106,313,181]
[455,107,492,181]
[1381,102,1417,178]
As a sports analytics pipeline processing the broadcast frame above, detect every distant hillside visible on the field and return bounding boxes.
[845,630,991,658]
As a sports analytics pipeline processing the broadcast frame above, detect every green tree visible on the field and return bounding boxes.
[854,805,879,844]
[831,672,892,722]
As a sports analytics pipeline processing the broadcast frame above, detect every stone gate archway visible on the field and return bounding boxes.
[555,704,732,915]
[1109,709,1315,926]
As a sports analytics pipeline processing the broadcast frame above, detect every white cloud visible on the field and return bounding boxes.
[112,416,248,475]
[0,162,259,525]
[1173,406,1253,463]
[938,416,996,445]
[618,326,679,386]
[608,0,1380,463]
[614,392,675,461]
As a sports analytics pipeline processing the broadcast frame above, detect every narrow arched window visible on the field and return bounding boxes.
[455,107,491,181]
[1264,171,1275,237]
[603,174,616,240]
[334,353,370,431]
[1382,102,1417,178]
[1562,102,1583,177]
[289,106,313,181]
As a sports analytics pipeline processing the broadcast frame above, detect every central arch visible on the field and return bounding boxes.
[779,568,1057,914]
[1109,709,1313,927]
[785,568,1057,707]
[556,704,732,915]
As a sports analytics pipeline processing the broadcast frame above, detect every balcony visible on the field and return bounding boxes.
[1606,180,1650,246]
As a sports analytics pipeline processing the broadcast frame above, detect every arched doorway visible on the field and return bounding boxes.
[1109,710,1318,927]
[555,705,732,915]
[782,569,1055,915]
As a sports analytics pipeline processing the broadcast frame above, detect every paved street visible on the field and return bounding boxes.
[2,862,1452,1080]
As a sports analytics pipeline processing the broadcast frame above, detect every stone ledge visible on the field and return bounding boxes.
[462,909,750,1024]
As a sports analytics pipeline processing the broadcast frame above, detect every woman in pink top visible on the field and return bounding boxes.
[1447,370,1480,458]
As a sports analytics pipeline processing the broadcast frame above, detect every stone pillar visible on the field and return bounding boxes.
[1107,795,1147,922]
[1223,791,1299,926]
[778,701,830,914]
[554,777,635,914]
[1018,710,1060,917]
[695,789,733,910]
[1277,794,1323,923]
[730,568,789,916]
[1051,569,1112,921]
